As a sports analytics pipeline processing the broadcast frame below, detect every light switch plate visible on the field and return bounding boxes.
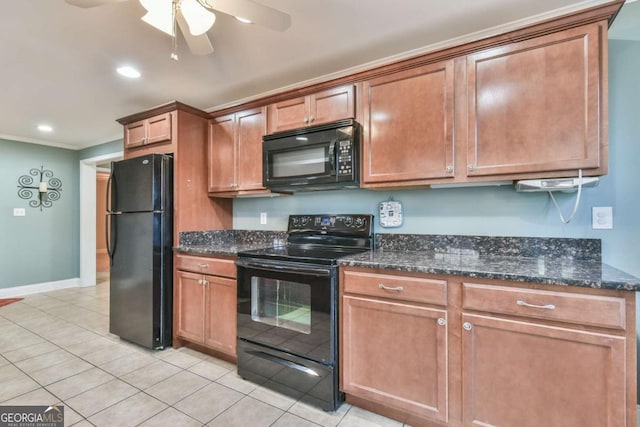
[260,212,267,225]
[592,206,613,229]
[13,208,26,217]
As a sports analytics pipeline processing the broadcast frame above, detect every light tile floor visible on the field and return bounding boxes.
[0,279,407,427]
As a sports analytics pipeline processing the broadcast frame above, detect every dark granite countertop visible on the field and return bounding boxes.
[338,250,640,291]
[174,229,286,257]
[175,230,640,291]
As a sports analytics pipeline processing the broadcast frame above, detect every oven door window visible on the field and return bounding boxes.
[251,277,311,334]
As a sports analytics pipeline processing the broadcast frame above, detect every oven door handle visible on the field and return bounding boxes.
[236,259,331,277]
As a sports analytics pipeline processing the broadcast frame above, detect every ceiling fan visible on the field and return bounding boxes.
[64,0,291,59]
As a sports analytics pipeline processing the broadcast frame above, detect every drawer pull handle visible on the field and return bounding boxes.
[378,284,404,292]
[463,322,472,331]
[516,300,555,310]
[199,264,209,269]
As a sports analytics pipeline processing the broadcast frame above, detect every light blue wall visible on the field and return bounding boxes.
[234,39,640,277]
[78,139,123,160]
[0,140,80,288]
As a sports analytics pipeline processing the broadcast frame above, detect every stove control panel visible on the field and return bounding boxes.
[288,214,373,234]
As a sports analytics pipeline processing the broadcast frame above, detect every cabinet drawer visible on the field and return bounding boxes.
[176,254,236,278]
[462,283,626,330]
[343,270,447,306]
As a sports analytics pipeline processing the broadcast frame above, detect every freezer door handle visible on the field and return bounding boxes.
[106,169,113,212]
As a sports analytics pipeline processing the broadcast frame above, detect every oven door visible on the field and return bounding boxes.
[236,258,337,364]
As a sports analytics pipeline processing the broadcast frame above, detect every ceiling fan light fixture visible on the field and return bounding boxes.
[181,0,216,35]
[140,0,175,36]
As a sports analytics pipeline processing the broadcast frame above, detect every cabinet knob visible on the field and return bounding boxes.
[467,164,475,171]
[445,165,453,173]
[303,117,309,123]
[197,279,203,285]
[308,116,315,123]
[199,263,209,269]
[463,322,472,331]
[437,318,447,326]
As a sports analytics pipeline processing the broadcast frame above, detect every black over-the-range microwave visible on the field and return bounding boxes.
[262,119,360,191]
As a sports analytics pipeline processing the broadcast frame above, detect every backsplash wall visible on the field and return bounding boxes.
[234,39,640,278]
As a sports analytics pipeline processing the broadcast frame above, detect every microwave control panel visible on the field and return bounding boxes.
[337,140,353,176]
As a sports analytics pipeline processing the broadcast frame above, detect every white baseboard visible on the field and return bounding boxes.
[0,278,81,298]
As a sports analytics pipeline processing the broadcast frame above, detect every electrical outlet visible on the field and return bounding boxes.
[260,212,267,225]
[13,208,26,217]
[592,206,613,229]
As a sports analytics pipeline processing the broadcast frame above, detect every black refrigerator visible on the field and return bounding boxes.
[106,153,173,350]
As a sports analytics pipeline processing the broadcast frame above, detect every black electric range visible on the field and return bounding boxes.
[235,214,373,411]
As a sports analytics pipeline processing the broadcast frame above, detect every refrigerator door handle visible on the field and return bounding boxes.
[106,213,118,266]
[106,169,113,212]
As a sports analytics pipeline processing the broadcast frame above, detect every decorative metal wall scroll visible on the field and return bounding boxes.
[17,166,62,210]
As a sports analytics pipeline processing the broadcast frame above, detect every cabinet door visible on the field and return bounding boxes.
[362,61,455,185]
[461,313,626,427]
[236,107,267,191]
[342,295,448,422]
[124,120,146,148]
[146,112,173,145]
[208,115,236,192]
[310,85,355,126]
[267,96,310,133]
[175,270,206,343]
[204,275,237,356]
[466,24,602,177]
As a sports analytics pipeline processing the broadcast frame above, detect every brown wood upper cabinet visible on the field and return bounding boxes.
[208,107,268,196]
[267,85,355,133]
[124,112,173,149]
[117,101,233,240]
[465,23,604,178]
[361,60,455,187]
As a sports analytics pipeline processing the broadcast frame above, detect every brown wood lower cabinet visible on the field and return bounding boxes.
[341,295,448,422]
[174,254,237,360]
[461,313,626,427]
[340,267,637,427]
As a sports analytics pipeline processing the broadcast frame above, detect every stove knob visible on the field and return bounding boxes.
[292,217,300,226]
[355,217,364,227]
[301,216,309,226]
[344,216,353,226]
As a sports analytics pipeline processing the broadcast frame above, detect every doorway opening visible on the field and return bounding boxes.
[79,152,123,287]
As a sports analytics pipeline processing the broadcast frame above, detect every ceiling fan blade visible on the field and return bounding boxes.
[202,0,291,31]
[177,12,214,55]
[64,0,127,8]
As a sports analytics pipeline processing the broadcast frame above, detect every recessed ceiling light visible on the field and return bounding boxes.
[235,16,252,24]
[116,66,141,79]
[37,124,53,133]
